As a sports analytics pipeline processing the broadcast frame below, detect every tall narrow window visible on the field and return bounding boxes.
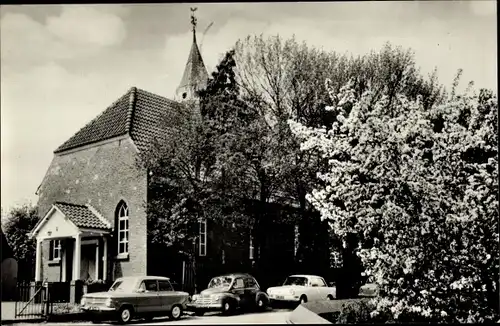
[249,234,254,260]
[199,219,207,256]
[49,240,61,261]
[117,201,129,255]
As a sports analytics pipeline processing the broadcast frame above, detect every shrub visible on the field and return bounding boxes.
[51,303,81,315]
[290,77,499,323]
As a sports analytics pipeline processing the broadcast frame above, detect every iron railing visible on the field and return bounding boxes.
[14,281,53,320]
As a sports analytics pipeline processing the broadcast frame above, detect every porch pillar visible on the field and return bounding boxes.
[72,233,81,280]
[102,237,108,281]
[95,241,100,280]
[35,238,43,281]
[61,243,67,282]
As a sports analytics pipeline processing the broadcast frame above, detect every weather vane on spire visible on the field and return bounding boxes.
[190,7,198,32]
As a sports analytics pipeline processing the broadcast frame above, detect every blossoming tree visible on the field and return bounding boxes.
[289,75,499,322]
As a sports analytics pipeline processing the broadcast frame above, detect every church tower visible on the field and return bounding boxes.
[176,8,209,101]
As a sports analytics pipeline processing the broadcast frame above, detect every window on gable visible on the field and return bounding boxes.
[49,240,61,261]
[199,219,207,256]
[117,201,129,255]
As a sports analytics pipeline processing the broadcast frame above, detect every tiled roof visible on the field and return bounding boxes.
[54,87,185,155]
[54,89,133,153]
[129,88,185,154]
[54,202,111,230]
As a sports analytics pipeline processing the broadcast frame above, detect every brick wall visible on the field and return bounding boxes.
[37,137,148,281]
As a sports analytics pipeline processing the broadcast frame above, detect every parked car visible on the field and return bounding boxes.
[186,273,270,316]
[266,274,336,305]
[80,276,190,324]
[358,276,378,297]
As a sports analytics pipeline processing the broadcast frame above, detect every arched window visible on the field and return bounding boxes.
[116,201,129,255]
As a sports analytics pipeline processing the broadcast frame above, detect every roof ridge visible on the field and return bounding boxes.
[126,87,137,133]
[134,87,181,106]
[86,204,112,229]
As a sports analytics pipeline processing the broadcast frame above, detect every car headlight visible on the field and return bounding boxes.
[290,289,295,295]
[192,294,199,302]
[80,298,86,306]
[212,294,221,301]
[104,298,112,307]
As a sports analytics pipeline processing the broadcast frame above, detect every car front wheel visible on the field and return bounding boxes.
[221,299,235,315]
[118,306,133,324]
[170,304,183,320]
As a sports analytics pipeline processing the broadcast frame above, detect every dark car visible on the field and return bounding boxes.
[186,273,270,316]
[80,276,190,324]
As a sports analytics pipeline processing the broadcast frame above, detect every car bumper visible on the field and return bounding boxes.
[268,294,299,303]
[186,302,223,311]
[81,306,117,319]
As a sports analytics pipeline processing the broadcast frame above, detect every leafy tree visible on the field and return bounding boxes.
[141,50,255,255]
[233,35,447,278]
[289,74,498,322]
[3,204,39,281]
[199,49,286,264]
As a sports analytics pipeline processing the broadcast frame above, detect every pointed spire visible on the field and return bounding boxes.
[176,7,209,101]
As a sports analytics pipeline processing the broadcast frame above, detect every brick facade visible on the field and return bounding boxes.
[37,136,148,281]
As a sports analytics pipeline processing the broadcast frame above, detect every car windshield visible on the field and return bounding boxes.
[109,279,137,292]
[208,276,233,289]
[283,276,308,286]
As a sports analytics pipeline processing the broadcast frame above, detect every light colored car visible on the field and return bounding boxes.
[358,276,378,297]
[266,274,336,305]
[80,276,190,324]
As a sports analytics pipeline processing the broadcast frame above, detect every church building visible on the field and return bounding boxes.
[28,10,302,303]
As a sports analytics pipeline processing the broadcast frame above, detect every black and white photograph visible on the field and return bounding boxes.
[0,1,497,325]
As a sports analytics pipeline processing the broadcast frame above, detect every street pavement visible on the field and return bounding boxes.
[14,309,292,325]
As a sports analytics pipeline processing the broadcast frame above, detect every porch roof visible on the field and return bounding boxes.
[29,202,112,240]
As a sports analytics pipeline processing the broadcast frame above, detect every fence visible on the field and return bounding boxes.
[13,282,52,320]
[9,280,115,321]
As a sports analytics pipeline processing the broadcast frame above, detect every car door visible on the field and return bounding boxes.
[158,280,178,312]
[309,277,322,301]
[231,278,246,308]
[243,277,259,309]
[136,279,161,313]
[316,277,330,299]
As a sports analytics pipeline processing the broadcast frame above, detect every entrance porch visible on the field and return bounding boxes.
[28,202,113,303]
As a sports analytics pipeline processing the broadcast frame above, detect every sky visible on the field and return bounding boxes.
[0,1,497,212]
